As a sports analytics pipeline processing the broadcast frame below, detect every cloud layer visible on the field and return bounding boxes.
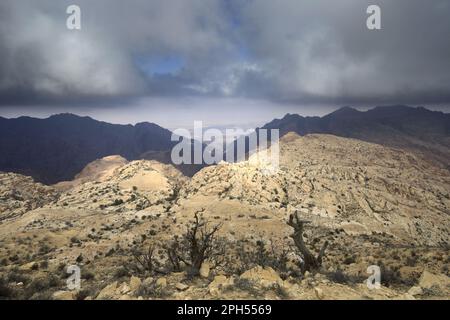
[1,0,450,107]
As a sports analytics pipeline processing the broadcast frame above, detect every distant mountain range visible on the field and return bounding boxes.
[262,105,450,169]
[0,114,176,184]
[1,106,449,184]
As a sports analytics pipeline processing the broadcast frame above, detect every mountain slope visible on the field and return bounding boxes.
[0,114,176,184]
[183,132,450,246]
[0,172,59,221]
[262,106,450,168]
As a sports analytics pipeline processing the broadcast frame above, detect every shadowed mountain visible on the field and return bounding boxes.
[2,106,449,184]
[0,114,178,184]
[262,106,450,168]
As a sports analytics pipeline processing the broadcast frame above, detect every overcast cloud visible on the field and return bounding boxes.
[0,0,449,116]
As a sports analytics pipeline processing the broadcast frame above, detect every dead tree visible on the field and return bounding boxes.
[187,211,222,275]
[287,212,328,273]
[168,210,222,276]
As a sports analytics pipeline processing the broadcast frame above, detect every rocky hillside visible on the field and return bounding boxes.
[184,133,449,246]
[0,133,448,300]
[0,172,59,221]
[54,158,187,213]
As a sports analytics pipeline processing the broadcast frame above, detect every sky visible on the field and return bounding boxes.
[0,0,449,128]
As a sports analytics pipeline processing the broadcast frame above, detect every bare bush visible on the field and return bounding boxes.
[127,210,222,277]
[166,210,222,276]
[223,239,293,278]
[129,243,166,276]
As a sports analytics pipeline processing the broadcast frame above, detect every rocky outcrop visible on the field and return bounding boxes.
[0,172,59,221]
[54,158,187,213]
[240,266,284,289]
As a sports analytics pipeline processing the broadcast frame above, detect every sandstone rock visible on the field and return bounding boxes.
[118,283,130,294]
[176,283,189,291]
[199,262,210,278]
[419,270,450,291]
[240,266,283,288]
[156,277,167,288]
[21,262,38,271]
[314,287,324,300]
[281,281,301,299]
[408,286,423,296]
[52,290,75,300]
[208,275,234,296]
[119,294,132,300]
[143,277,154,287]
[96,281,118,300]
[129,276,142,294]
[404,294,416,300]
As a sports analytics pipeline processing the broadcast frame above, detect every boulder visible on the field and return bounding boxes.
[143,277,154,287]
[96,281,118,300]
[129,276,142,294]
[118,283,130,294]
[314,287,324,300]
[199,262,210,279]
[208,275,234,296]
[176,283,189,291]
[280,281,301,299]
[240,266,283,288]
[20,262,38,271]
[52,290,75,300]
[419,270,450,291]
[156,277,167,288]
[408,286,423,296]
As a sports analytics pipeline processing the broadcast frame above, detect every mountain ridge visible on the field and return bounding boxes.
[0,113,176,184]
[1,106,449,184]
[262,105,450,168]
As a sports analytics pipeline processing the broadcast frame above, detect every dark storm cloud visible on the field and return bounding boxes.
[233,0,450,105]
[0,0,235,106]
[0,0,449,107]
